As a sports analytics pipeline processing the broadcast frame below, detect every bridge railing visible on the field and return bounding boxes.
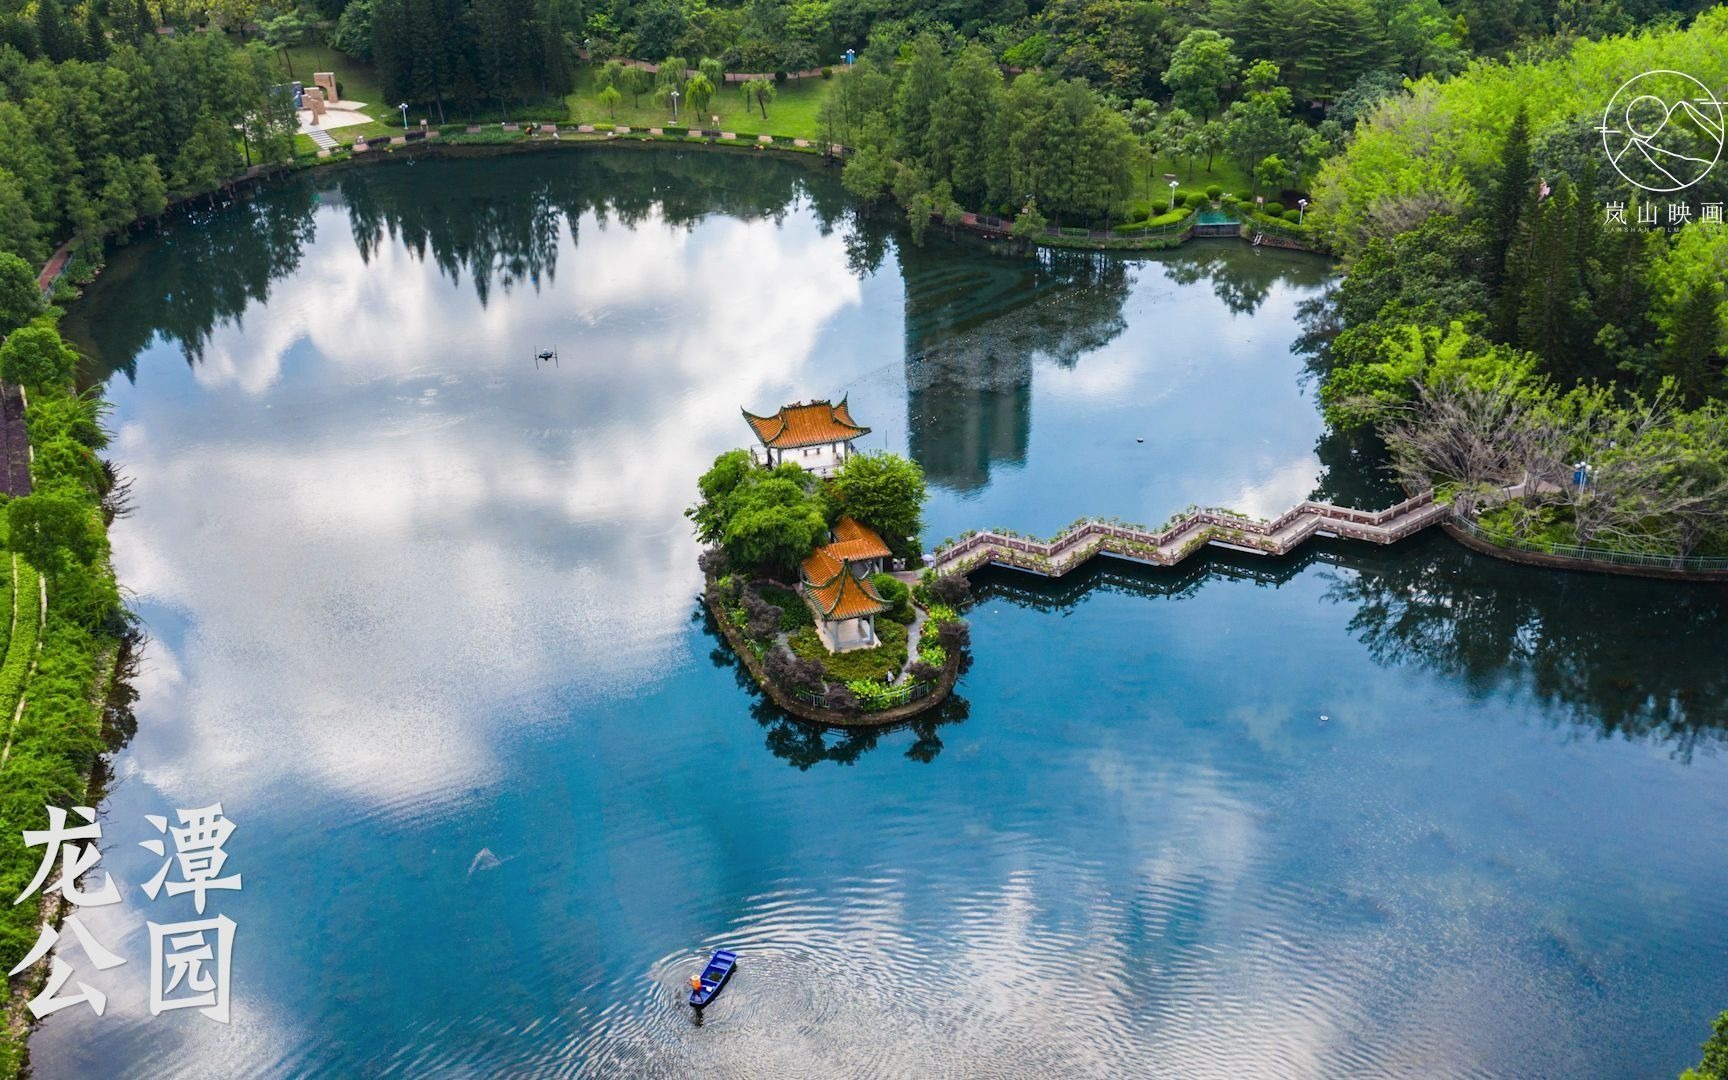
[929,491,1448,576]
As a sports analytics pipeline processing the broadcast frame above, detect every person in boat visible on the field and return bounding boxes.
[690,974,703,993]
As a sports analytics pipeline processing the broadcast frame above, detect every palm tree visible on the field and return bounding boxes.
[745,78,775,120]
[1159,108,1195,184]
[1123,98,1161,205]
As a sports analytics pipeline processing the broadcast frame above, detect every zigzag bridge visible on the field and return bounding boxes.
[928,491,1451,578]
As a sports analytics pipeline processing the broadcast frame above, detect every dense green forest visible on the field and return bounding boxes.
[0,29,295,266]
[1308,9,1728,557]
[0,0,1723,258]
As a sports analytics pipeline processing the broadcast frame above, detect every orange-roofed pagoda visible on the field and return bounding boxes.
[799,515,894,652]
[742,397,869,477]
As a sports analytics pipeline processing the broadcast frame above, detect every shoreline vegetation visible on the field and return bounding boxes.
[0,273,132,1077]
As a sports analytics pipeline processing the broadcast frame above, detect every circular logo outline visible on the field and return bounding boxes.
[1599,68,1724,194]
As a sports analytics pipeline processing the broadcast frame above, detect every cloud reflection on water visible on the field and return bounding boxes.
[109,202,862,810]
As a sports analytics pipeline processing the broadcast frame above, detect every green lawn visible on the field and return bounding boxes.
[1133,153,1254,204]
[1140,153,1312,207]
[788,618,910,684]
[566,65,839,141]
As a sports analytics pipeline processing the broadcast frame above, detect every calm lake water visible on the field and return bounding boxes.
[34,149,1728,1078]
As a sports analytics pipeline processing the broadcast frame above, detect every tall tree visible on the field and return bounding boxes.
[35,0,82,62]
[1485,105,1532,302]
[892,34,946,162]
[928,45,1002,208]
[1164,29,1237,121]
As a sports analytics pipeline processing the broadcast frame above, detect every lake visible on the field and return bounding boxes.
[34,148,1728,1078]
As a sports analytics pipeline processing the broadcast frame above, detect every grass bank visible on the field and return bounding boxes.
[0,321,129,1079]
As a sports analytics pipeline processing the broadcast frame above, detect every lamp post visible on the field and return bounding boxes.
[1168,179,1179,212]
[398,102,408,130]
[670,89,680,122]
[844,49,855,66]
[1297,198,1308,225]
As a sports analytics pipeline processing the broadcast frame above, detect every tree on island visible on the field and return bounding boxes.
[692,448,930,573]
[827,451,927,560]
[688,450,828,577]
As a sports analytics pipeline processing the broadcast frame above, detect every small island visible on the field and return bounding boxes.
[692,399,972,725]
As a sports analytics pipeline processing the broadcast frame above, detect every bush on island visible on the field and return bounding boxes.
[1205,184,1223,201]
[930,573,970,606]
[871,573,914,623]
[1264,201,1284,216]
[764,647,826,694]
[936,618,970,653]
[697,547,728,579]
[741,592,781,640]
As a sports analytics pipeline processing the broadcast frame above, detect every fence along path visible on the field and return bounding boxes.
[929,491,1449,578]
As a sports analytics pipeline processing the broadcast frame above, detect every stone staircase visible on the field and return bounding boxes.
[307,127,339,151]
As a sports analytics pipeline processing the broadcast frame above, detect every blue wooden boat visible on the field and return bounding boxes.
[688,949,737,1007]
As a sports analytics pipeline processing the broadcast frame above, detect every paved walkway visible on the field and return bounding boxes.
[929,491,1449,579]
[0,384,30,497]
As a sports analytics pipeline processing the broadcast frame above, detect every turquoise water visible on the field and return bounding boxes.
[33,150,1728,1078]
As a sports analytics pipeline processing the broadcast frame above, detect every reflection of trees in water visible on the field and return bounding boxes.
[976,536,1728,759]
[1291,280,1410,509]
[68,185,321,379]
[902,245,1130,491]
[71,149,873,378]
[338,149,864,305]
[1323,537,1728,760]
[1308,423,1405,509]
[696,604,968,768]
[899,239,1332,493]
[1160,240,1325,316]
